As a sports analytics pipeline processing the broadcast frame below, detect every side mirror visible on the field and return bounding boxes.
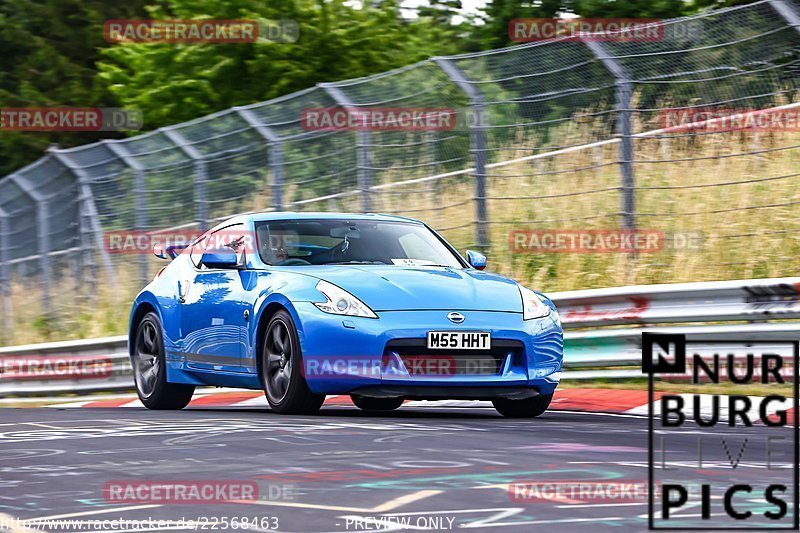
[154,243,187,260]
[153,243,168,260]
[201,248,240,269]
[167,244,188,259]
[466,250,487,270]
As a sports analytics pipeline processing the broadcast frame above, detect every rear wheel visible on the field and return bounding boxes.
[261,310,325,415]
[492,394,553,418]
[351,395,404,412]
[133,312,194,410]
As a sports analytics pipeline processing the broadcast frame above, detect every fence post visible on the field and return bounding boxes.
[10,174,51,316]
[433,57,489,250]
[768,0,800,28]
[104,141,149,283]
[234,107,284,210]
[0,209,11,340]
[319,84,373,212]
[161,128,209,230]
[48,148,114,292]
[584,41,636,232]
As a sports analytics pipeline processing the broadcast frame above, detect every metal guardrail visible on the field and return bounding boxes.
[564,323,800,379]
[551,276,800,327]
[1,276,799,396]
[0,336,130,396]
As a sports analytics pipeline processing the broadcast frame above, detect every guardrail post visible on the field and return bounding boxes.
[10,174,51,316]
[584,41,636,232]
[104,141,149,283]
[319,84,373,213]
[433,57,489,250]
[234,107,284,210]
[161,128,209,230]
[48,148,114,293]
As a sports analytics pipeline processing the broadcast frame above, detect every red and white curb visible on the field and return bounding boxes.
[41,388,797,422]
[49,388,643,411]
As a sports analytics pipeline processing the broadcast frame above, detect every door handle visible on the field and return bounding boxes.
[178,280,190,303]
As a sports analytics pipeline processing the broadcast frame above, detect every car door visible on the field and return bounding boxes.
[180,224,250,372]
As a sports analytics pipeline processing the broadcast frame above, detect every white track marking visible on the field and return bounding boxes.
[231,489,440,514]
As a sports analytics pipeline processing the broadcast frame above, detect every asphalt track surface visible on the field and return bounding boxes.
[0,403,795,532]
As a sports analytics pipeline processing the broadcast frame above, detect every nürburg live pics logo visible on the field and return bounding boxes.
[643,332,799,530]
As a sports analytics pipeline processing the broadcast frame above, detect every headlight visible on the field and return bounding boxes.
[314,280,377,318]
[519,285,551,320]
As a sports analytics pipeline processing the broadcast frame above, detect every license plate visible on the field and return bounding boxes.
[427,331,491,350]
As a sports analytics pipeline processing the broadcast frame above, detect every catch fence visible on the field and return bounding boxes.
[2,0,800,343]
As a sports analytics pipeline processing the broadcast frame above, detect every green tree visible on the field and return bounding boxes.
[95,0,470,128]
[472,0,732,49]
[474,0,563,50]
[568,0,691,18]
[0,0,148,175]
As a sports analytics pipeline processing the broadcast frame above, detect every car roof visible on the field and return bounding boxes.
[228,212,424,225]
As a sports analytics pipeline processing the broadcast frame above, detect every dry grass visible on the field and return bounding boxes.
[5,125,799,345]
[374,125,800,291]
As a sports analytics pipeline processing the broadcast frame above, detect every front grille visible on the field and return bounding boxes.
[385,338,525,376]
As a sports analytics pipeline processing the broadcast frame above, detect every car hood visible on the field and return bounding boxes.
[280,265,523,312]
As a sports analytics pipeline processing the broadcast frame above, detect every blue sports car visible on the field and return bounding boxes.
[129,212,563,417]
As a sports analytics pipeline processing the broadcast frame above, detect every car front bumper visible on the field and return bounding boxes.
[292,303,563,397]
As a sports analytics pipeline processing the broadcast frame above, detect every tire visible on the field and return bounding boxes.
[492,393,553,418]
[132,312,195,410]
[261,310,325,415]
[351,395,404,412]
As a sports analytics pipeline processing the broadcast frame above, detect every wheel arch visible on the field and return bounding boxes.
[128,296,161,357]
[254,301,291,385]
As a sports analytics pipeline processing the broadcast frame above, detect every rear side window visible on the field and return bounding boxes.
[190,236,207,268]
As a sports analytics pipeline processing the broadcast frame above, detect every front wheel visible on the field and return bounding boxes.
[261,310,325,415]
[492,394,553,418]
[132,312,195,410]
[351,395,404,412]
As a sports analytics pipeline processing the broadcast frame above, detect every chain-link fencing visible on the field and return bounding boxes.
[2,0,800,343]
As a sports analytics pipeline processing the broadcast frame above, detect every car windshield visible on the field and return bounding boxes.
[255,219,464,268]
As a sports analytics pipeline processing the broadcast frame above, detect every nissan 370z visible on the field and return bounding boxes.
[128,213,563,417]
